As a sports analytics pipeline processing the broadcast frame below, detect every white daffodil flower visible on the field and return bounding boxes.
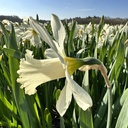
[2,19,12,31]
[17,14,109,116]
[22,27,42,47]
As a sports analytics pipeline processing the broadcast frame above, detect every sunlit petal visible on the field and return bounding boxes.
[73,91,92,111]
[44,48,58,58]
[51,14,66,55]
[29,17,58,52]
[30,17,65,63]
[17,50,65,95]
[65,69,93,110]
[56,82,72,116]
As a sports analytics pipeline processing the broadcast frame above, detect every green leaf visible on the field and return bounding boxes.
[44,108,52,128]
[79,108,94,128]
[0,22,10,48]
[68,21,76,53]
[115,91,128,128]
[115,34,125,80]
[3,48,24,59]
[79,71,94,128]
[0,61,11,86]
[120,89,128,105]
[8,24,31,128]
[97,16,104,40]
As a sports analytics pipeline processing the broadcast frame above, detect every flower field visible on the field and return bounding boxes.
[0,14,128,128]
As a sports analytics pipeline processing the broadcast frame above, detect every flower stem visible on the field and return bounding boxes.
[106,87,112,128]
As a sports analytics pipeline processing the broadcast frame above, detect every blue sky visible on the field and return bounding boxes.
[0,0,128,20]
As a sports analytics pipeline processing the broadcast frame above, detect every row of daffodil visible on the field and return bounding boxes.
[68,20,125,48]
[0,16,126,49]
[16,14,110,116]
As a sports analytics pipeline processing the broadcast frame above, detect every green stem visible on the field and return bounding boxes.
[106,87,112,128]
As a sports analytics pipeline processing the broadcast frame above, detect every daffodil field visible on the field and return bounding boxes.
[0,14,128,128]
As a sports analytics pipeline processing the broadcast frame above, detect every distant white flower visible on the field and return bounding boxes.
[22,27,42,47]
[2,19,12,31]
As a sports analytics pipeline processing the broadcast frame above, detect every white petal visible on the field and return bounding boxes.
[29,17,65,63]
[44,48,58,58]
[17,50,65,95]
[44,48,65,65]
[73,92,92,111]
[65,70,92,110]
[51,14,66,52]
[29,17,58,52]
[56,82,72,116]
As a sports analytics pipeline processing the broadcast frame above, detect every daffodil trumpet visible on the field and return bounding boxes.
[17,50,65,95]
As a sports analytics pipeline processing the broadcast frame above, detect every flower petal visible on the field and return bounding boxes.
[17,50,65,95]
[44,48,58,59]
[29,17,58,53]
[56,82,72,116]
[30,17,65,64]
[65,69,93,111]
[51,14,66,55]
